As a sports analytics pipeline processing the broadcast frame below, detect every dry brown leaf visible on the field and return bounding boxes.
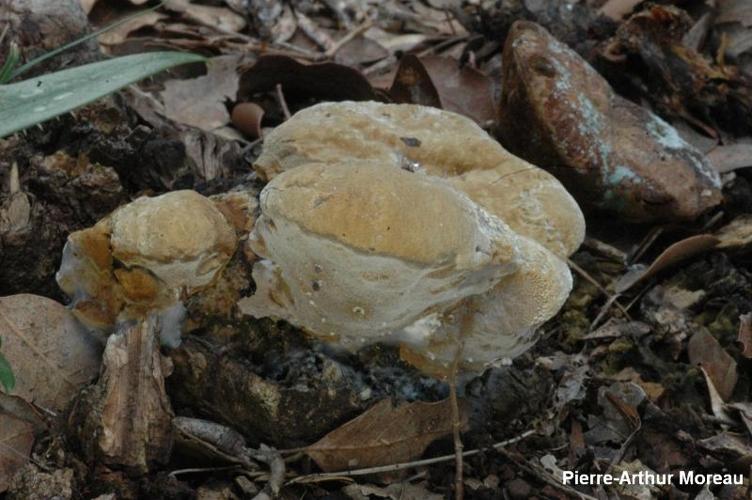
[689,330,738,402]
[706,143,752,173]
[98,11,166,46]
[238,55,378,102]
[717,0,752,27]
[342,482,444,500]
[0,413,34,493]
[0,294,101,412]
[737,313,752,358]
[334,36,389,66]
[390,55,496,125]
[598,0,644,21]
[164,0,246,33]
[616,235,719,292]
[161,55,240,131]
[306,398,465,472]
[389,55,441,109]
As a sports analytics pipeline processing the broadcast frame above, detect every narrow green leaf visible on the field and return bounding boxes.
[0,43,20,84]
[0,51,205,138]
[0,352,15,393]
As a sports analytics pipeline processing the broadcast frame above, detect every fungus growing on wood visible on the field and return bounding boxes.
[252,101,584,259]
[239,159,578,374]
[57,190,237,331]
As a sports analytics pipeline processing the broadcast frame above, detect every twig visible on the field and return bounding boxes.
[275,84,291,121]
[629,226,663,264]
[497,448,599,500]
[324,20,373,58]
[286,430,536,484]
[168,465,243,477]
[567,259,631,319]
[449,340,465,500]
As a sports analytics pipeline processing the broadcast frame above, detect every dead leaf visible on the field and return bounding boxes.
[716,215,752,249]
[0,413,34,493]
[616,235,719,292]
[389,55,441,109]
[688,330,738,401]
[342,482,443,500]
[697,432,752,463]
[98,11,166,46]
[164,0,246,33]
[161,55,240,131]
[699,367,735,424]
[598,0,644,21]
[390,55,496,125]
[238,55,378,103]
[726,402,752,437]
[706,143,752,173]
[737,313,752,358]
[717,0,752,26]
[0,294,101,412]
[334,36,389,66]
[306,398,465,472]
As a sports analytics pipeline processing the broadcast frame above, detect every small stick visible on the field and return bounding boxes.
[168,465,243,478]
[287,430,536,484]
[275,84,291,121]
[325,20,373,59]
[567,258,631,319]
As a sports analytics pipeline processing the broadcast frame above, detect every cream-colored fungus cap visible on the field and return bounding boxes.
[239,161,574,374]
[253,101,585,259]
[57,190,237,328]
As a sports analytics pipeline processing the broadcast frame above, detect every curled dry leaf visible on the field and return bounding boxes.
[737,313,752,359]
[706,143,752,173]
[306,398,467,472]
[688,329,738,402]
[238,55,378,103]
[390,55,496,125]
[616,235,719,292]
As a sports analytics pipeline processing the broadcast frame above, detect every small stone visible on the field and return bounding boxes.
[498,21,722,222]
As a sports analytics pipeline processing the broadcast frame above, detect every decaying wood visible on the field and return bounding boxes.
[68,315,174,473]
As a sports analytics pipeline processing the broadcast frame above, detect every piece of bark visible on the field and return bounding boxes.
[168,335,365,448]
[68,316,174,473]
[0,145,125,298]
[599,4,752,135]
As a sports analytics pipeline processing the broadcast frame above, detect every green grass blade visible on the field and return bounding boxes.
[0,43,20,84]
[0,352,15,393]
[0,51,204,138]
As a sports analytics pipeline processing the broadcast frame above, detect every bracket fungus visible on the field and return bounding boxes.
[253,101,584,259]
[56,190,237,332]
[240,103,586,375]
